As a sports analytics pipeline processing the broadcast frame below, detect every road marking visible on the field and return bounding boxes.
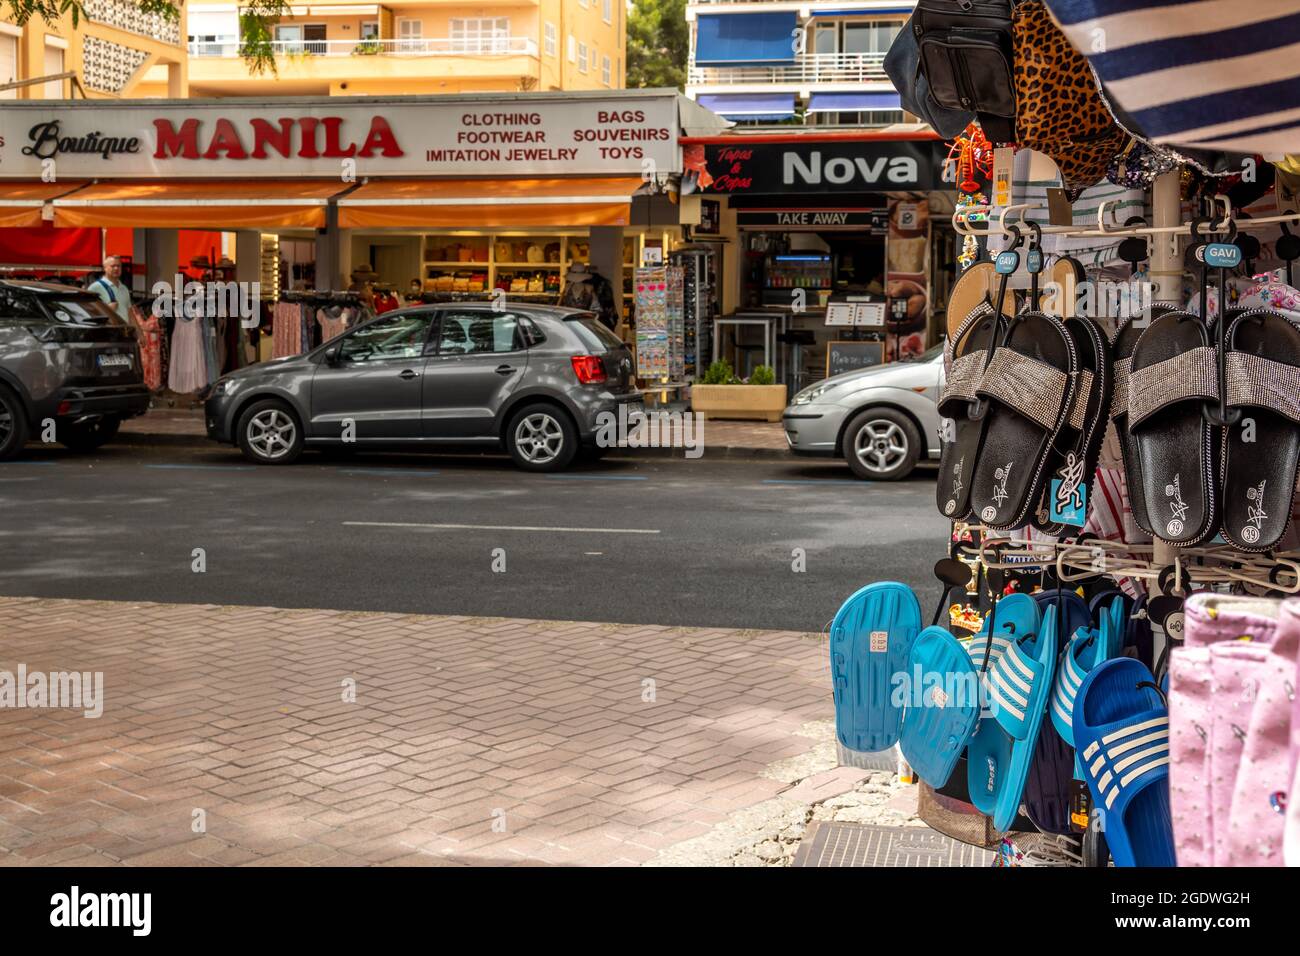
[341,468,442,477]
[762,478,866,486]
[544,473,648,481]
[344,521,660,535]
[145,463,256,472]
[0,460,57,466]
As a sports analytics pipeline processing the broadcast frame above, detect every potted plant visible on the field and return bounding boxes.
[689,362,787,423]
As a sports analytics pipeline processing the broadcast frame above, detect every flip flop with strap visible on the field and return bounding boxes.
[1219,310,1300,551]
[937,305,1001,519]
[1110,306,1177,537]
[1128,311,1220,545]
[969,311,1078,530]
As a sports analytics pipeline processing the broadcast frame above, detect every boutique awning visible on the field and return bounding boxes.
[51,180,344,229]
[0,181,89,229]
[697,93,798,121]
[336,177,642,229]
[807,92,902,113]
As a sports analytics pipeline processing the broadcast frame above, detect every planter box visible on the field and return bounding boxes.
[690,384,788,423]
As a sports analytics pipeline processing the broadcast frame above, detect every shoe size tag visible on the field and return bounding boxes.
[870,631,888,653]
[1049,452,1087,526]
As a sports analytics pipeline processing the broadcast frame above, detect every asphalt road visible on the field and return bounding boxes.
[0,443,948,632]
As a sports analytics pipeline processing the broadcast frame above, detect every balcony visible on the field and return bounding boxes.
[688,51,887,87]
[188,37,540,58]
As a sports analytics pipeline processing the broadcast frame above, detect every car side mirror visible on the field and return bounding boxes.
[323,345,341,366]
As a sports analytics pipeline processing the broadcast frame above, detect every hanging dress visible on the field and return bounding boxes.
[168,315,209,394]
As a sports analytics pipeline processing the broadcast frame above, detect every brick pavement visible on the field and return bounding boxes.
[0,597,831,866]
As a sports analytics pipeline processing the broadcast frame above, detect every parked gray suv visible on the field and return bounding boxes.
[206,303,642,471]
[0,280,149,460]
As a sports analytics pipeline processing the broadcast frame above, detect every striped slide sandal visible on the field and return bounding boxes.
[1074,658,1176,867]
[1050,595,1125,775]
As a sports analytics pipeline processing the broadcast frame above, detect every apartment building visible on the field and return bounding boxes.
[685,1,910,127]
[187,0,625,96]
[0,0,187,99]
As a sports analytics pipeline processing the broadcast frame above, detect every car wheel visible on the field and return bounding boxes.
[0,385,29,461]
[506,403,577,472]
[236,399,304,465]
[59,416,121,452]
[844,408,920,481]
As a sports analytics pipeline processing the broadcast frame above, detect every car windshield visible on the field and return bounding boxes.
[46,297,122,326]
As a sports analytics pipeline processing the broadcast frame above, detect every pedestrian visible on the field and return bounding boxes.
[90,255,132,323]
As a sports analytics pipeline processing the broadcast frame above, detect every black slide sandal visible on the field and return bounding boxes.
[1111,306,1177,537]
[969,311,1077,530]
[1035,316,1112,535]
[936,305,1001,519]
[1127,311,1220,544]
[1220,310,1300,551]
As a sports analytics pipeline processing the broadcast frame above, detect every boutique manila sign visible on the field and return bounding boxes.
[0,94,683,179]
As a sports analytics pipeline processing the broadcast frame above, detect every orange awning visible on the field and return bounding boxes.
[0,181,89,229]
[52,180,344,229]
[337,177,642,229]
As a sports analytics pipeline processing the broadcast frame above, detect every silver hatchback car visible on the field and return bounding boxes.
[782,344,943,480]
[206,303,642,471]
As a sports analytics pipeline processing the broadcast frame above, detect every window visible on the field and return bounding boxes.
[601,55,611,86]
[46,297,117,324]
[0,288,48,320]
[577,41,587,73]
[450,17,510,53]
[841,19,902,54]
[814,23,836,55]
[43,42,64,99]
[337,312,434,363]
[397,18,424,52]
[602,0,612,23]
[274,24,303,53]
[436,313,523,355]
[567,35,576,63]
[360,21,379,40]
[544,22,557,58]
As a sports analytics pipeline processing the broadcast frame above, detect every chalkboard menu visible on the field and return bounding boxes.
[826,340,885,377]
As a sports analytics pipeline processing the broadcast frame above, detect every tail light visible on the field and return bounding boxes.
[570,355,607,385]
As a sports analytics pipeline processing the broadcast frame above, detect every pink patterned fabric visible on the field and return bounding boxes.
[1224,597,1298,866]
[1171,595,1277,866]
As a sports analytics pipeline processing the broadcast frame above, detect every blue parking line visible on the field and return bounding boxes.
[145,463,256,471]
[761,478,866,486]
[544,473,648,481]
[0,460,58,466]
[341,468,442,477]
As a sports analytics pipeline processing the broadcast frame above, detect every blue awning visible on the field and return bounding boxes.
[807,7,915,15]
[696,93,797,120]
[695,12,799,65]
[807,92,902,113]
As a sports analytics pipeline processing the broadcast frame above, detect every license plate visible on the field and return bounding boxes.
[97,353,132,369]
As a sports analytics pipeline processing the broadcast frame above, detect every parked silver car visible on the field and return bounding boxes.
[206,303,642,471]
[782,344,943,480]
[0,280,149,460]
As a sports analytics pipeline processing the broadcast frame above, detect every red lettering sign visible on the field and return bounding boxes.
[150,116,404,161]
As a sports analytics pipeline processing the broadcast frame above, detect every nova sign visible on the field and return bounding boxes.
[783,151,918,187]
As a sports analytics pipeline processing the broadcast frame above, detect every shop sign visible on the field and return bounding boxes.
[735,209,886,229]
[689,140,948,195]
[0,96,683,179]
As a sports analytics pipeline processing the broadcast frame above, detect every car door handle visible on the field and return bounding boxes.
[495,365,515,375]
[399,369,420,380]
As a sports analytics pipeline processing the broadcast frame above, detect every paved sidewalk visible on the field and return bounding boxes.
[118,406,792,457]
[0,597,846,866]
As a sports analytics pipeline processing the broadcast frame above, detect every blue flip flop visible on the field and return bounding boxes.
[967,602,1058,832]
[1073,658,1175,867]
[830,582,921,753]
[898,626,981,788]
[964,592,1040,670]
[1051,596,1125,755]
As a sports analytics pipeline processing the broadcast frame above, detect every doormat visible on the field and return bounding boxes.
[791,822,995,867]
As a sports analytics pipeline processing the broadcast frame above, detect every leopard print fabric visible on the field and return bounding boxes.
[1014,0,1130,199]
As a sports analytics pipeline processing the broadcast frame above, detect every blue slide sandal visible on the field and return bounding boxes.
[967,602,1058,832]
[964,592,1040,670]
[1073,657,1175,867]
[1051,596,1124,758]
[830,582,921,753]
[898,625,981,788]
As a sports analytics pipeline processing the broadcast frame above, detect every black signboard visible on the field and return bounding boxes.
[734,209,887,230]
[697,198,721,235]
[700,139,949,195]
[826,340,885,377]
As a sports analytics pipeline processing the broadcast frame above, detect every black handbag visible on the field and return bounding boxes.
[914,0,1017,143]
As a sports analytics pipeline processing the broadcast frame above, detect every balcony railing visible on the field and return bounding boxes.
[188,37,539,58]
[688,51,887,85]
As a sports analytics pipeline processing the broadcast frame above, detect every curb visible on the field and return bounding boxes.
[114,430,796,461]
